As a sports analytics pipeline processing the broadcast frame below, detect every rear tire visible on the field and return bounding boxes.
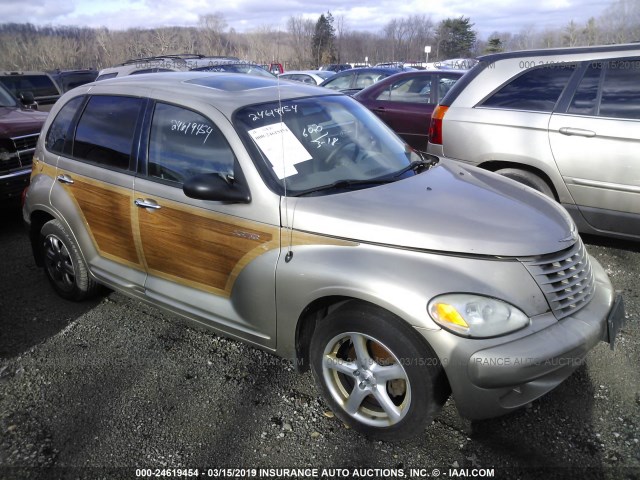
[310,301,449,441]
[41,219,99,301]
[495,168,554,198]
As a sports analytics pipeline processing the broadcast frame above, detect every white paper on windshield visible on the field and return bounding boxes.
[248,123,312,179]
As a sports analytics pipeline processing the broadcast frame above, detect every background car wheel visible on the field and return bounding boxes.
[495,168,555,198]
[41,219,99,301]
[310,301,449,441]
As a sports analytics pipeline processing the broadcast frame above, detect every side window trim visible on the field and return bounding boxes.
[555,61,604,114]
[65,95,90,157]
[134,97,154,177]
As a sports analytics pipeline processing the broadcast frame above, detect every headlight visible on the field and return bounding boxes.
[428,294,529,338]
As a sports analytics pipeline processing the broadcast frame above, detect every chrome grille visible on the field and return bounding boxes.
[13,133,39,163]
[520,239,596,319]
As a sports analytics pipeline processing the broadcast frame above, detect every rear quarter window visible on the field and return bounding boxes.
[599,59,640,119]
[567,57,640,120]
[45,96,86,155]
[481,64,576,112]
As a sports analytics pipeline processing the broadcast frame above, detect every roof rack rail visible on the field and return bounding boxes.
[122,54,206,65]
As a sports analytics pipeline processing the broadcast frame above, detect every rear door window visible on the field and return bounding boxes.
[482,64,576,112]
[73,95,144,171]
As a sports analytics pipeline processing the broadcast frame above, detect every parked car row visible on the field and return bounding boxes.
[0,69,98,111]
[318,66,413,96]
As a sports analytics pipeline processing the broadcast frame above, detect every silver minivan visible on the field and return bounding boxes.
[428,43,640,241]
[23,73,625,440]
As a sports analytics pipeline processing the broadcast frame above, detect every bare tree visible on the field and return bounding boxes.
[286,15,314,68]
[198,12,228,55]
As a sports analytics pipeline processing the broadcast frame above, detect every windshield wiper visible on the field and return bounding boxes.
[391,152,439,178]
[293,178,395,197]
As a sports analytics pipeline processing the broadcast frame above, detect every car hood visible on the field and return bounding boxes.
[287,160,577,257]
[0,106,48,137]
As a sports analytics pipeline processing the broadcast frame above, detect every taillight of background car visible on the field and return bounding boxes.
[428,105,448,145]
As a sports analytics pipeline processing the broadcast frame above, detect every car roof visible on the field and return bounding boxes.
[477,42,640,63]
[441,42,640,108]
[83,72,340,117]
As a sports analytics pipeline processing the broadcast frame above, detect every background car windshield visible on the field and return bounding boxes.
[235,95,418,194]
[0,84,17,107]
[193,64,273,77]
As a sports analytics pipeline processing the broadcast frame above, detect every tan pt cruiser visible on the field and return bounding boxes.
[23,73,625,440]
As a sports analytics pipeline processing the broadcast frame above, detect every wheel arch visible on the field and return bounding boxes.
[29,209,56,267]
[478,160,559,201]
[294,294,451,401]
[294,295,351,373]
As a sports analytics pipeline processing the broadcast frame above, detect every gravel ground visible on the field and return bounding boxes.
[1,204,639,480]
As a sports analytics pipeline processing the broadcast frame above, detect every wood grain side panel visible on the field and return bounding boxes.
[32,159,56,179]
[139,202,279,296]
[62,175,141,266]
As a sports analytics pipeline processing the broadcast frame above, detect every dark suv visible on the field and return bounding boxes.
[0,71,61,111]
[0,83,48,201]
[46,69,98,94]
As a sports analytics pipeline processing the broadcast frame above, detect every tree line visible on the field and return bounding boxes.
[0,0,638,72]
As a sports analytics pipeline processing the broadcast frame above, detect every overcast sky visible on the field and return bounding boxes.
[1,0,613,37]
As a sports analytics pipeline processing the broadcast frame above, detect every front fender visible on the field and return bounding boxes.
[275,240,549,360]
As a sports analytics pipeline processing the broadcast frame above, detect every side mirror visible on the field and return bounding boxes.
[18,91,38,110]
[183,173,251,203]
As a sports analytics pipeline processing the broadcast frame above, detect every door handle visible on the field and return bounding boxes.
[134,198,161,210]
[559,127,596,138]
[56,174,74,184]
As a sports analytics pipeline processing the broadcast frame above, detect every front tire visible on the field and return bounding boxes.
[310,301,449,441]
[41,219,99,301]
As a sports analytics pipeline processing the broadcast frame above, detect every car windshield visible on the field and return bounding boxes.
[194,64,273,77]
[234,95,422,195]
[315,71,335,80]
[0,83,17,107]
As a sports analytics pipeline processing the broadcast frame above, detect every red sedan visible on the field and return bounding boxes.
[354,70,465,152]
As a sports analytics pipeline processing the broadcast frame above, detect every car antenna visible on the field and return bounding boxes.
[276,74,295,263]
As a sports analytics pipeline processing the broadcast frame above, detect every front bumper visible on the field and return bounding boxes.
[417,256,624,420]
[1,168,30,200]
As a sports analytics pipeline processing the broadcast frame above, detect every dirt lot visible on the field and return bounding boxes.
[1,204,639,480]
